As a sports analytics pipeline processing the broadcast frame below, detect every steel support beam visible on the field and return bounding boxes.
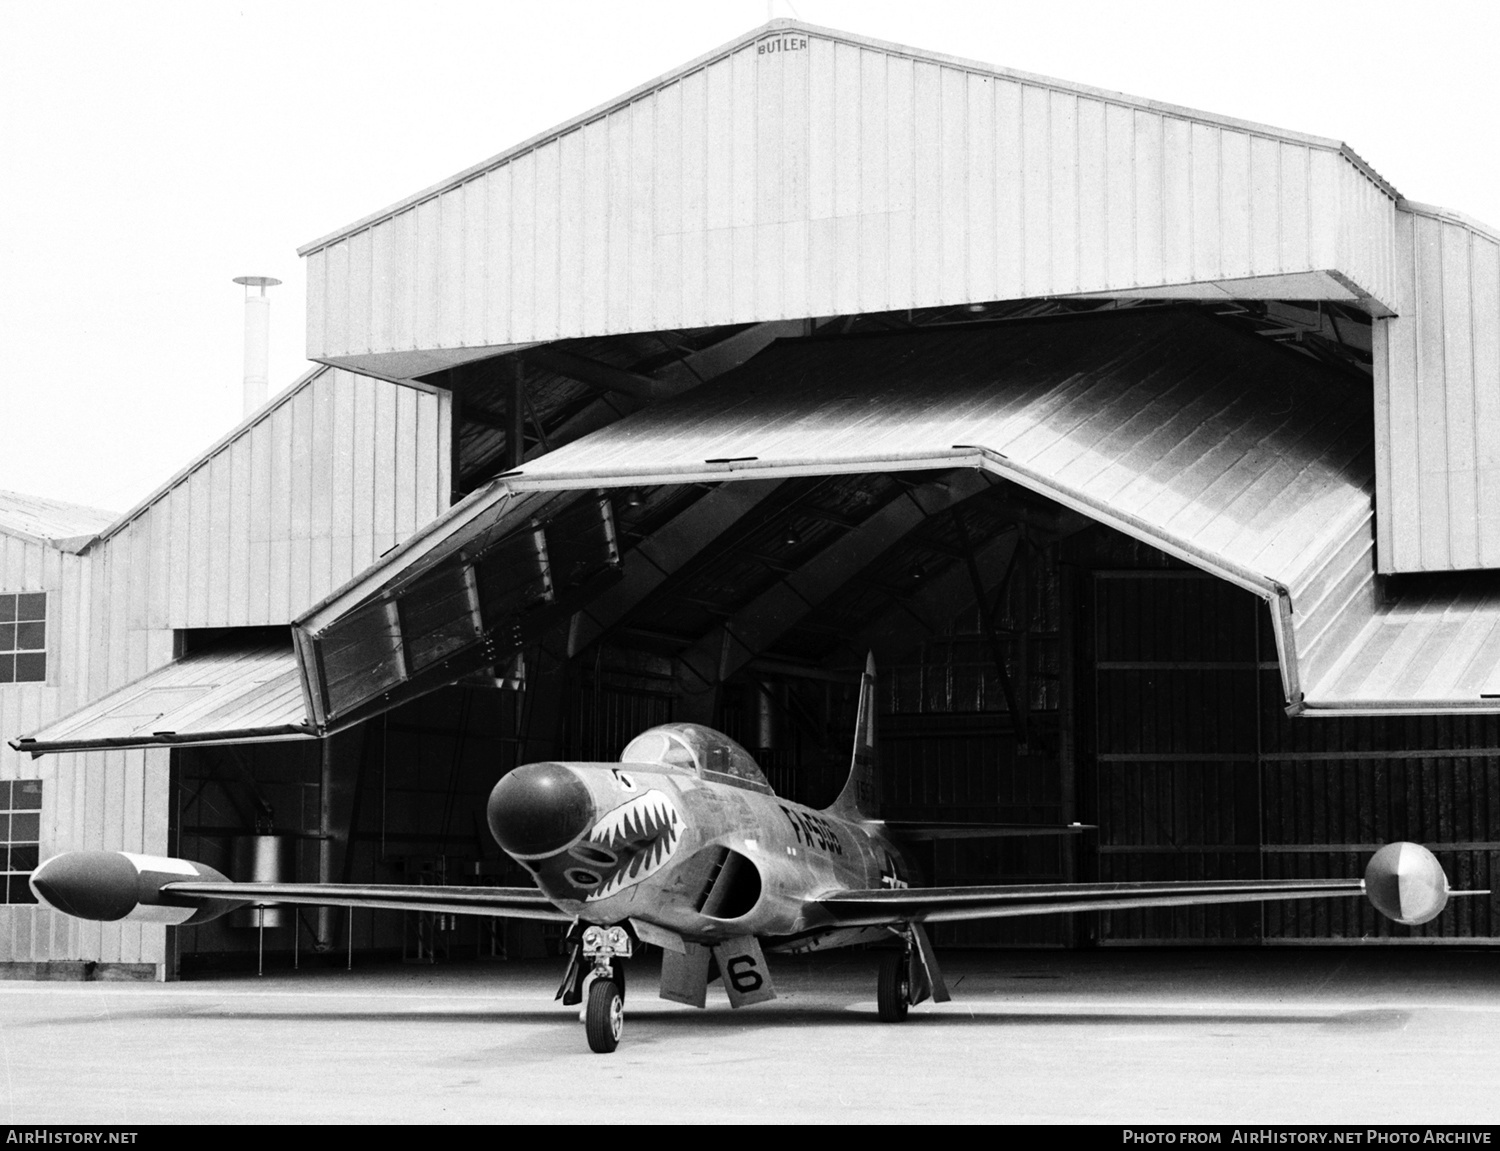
[675,471,992,722]
[849,529,1022,662]
[535,320,811,457]
[566,479,785,658]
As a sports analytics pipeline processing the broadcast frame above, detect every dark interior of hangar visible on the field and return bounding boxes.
[165,304,1496,972]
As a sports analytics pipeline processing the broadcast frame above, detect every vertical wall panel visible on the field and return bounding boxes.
[460,178,488,346]
[882,54,912,309]
[1080,97,1111,291]
[484,169,513,347]
[857,49,890,313]
[909,61,941,307]
[832,41,863,316]
[346,227,373,357]
[533,143,562,343]
[1049,90,1079,293]
[1378,208,1500,573]
[631,97,661,332]
[654,86,685,329]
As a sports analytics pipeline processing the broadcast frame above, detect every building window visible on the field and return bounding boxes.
[0,781,41,903]
[0,593,46,684]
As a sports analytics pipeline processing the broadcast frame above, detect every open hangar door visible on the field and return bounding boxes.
[286,304,1500,955]
[24,304,1500,966]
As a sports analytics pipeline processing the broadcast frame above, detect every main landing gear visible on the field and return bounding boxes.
[877,950,912,1022]
[876,924,948,1022]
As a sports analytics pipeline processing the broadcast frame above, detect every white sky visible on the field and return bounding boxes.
[3,0,1497,513]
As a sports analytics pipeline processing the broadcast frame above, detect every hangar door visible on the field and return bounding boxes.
[1089,570,1500,945]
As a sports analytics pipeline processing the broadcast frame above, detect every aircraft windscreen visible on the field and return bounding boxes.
[619,724,774,794]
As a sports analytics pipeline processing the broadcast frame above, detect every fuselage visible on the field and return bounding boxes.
[487,756,913,950]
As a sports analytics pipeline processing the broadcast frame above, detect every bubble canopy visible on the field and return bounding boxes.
[619,724,773,794]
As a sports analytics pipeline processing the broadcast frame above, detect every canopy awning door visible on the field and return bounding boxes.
[10,638,314,756]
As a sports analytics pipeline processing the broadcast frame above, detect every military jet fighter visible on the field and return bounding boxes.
[29,656,1461,1053]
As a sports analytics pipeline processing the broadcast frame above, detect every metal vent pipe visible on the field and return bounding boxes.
[233,275,281,418]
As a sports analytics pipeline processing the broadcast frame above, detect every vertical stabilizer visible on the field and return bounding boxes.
[827,653,879,820]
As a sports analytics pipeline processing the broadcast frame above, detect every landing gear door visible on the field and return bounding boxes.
[712,936,776,1008]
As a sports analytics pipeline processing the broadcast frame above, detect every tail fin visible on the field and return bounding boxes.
[827,653,879,820]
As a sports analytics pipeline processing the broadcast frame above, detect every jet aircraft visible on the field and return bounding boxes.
[29,656,1461,1053]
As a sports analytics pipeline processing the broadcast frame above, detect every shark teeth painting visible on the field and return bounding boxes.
[584,790,684,901]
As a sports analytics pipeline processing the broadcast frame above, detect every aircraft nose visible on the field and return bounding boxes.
[487,762,595,859]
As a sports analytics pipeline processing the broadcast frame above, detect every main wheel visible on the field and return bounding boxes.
[585,978,624,1053]
[877,951,910,1022]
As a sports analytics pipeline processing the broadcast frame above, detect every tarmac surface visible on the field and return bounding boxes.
[1,947,1498,1125]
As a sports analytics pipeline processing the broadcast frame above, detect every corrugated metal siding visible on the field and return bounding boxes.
[2,367,452,970]
[1375,203,1500,573]
[92,367,452,630]
[0,531,166,969]
[1092,571,1500,944]
[303,24,1397,366]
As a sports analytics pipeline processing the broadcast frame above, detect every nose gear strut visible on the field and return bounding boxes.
[556,921,635,1053]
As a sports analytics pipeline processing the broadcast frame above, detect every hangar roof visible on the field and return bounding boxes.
[0,489,117,552]
[299,19,1397,258]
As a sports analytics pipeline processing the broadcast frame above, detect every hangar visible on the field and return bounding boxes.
[6,19,1500,978]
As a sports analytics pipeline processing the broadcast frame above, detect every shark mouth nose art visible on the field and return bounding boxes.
[571,790,683,901]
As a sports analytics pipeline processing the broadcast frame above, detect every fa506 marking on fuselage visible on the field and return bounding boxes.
[28,655,1472,1053]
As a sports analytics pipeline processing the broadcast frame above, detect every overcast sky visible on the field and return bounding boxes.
[3,0,1497,513]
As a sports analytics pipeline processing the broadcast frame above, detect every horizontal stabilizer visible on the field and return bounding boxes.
[885,821,1093,841]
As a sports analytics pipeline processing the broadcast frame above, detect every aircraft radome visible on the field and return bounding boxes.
[28,656,1470,1053]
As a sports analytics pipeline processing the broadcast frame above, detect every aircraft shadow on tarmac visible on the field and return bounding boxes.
[18,1003,1413,1032]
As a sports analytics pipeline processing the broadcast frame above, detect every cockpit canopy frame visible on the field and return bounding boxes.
[619,724,774,795]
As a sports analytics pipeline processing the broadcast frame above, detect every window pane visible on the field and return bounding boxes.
[0,656,12,684]
[10,813,38,842]
[12,782,40,809]
[9,845,37,872]
[14,622,43,651]
[0,624,14,651]
[0,814,12,841]
[7,876,36,905]
[15,593,45,622]
[0,783,12,808]
[0,597,13,624]
[14,653,44,682]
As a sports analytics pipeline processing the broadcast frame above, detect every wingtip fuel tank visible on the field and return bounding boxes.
[31,851,243,925]
[1364,841,1450,926]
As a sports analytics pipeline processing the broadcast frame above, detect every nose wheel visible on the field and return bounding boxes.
[585,977,625,1053]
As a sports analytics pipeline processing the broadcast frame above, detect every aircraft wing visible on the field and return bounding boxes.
[812,877,1367,927]
[163,880,573,921]
[883,822,1092,840]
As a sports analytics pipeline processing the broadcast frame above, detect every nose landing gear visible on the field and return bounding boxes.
[570,924,633,1053]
